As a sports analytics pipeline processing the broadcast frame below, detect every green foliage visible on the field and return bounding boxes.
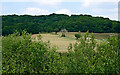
[61,33,65,37]
[64,31,119,73]
[2,14,119,36]
[54,28,59,34]
[38,32,42,40]
[42,48,66,73]
[65,31,97,73]
[74,34,81,40]
[2,31,46,73]
[68,43,73,51]
[2,31,65,73]
[2,31,119,74]
[95,36,119,73]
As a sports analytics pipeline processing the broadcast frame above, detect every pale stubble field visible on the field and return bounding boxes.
[32,32,118,52]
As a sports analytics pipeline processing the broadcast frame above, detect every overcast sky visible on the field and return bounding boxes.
[1,0,119,21]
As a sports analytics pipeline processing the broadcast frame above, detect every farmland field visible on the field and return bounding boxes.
[32,32,118,52]
[2,8,120,73]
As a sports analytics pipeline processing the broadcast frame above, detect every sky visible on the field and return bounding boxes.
[0,0,120,21]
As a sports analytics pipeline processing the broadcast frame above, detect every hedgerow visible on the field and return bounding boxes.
[2,31,119,74]
[2,31,65,73]
[64,31,119,73]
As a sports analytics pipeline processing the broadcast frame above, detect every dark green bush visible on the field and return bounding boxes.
[61,33,65,37]
[74,34,81,40]
[54,28,59,34]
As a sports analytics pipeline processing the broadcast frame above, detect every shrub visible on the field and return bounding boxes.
[54,28,59,34]
[2,31,119,74]
[2,31,49,73]
[2,31,65,73]
[64,31,119,73]
[42,48,66,73]
[61,33,65,37]
[74,34,81,40]
[95,36,119,73]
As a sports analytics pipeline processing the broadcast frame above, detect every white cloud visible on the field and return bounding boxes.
[24,8,50,15]
[0,8,2,14]
[37,0,62,5]
[2,0,119,20]
[23,8,71,15]
[92,8,118,13]
[2,0,119,8]
[107,14,118,21]
[23,7,118,20]
[71,13,81,15]
[1,0,62,5]
[81,0,119,7]
[81,0,90,7]
[55,9,71,15]
[91,8,118,20]
[1,0,62,6]
[93,14,118,21]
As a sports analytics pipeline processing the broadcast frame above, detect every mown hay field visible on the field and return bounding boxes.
[32,32,118,52]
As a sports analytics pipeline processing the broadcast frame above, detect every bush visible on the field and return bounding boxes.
[95,36,119,73]
[2,31,119,74]
[2,31,65,73]
[61,33,65,37]
[2,31,48,73]
[64,31,119,73]
[74,34,81,39]
[54,28,59,34]
[42,49,66,73]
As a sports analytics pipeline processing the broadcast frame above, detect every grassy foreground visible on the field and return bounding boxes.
[2,31,119,74]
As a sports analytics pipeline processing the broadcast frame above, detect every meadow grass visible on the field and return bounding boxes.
[32,32,118,52]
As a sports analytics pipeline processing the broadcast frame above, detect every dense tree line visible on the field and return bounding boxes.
[2,13,120,35]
